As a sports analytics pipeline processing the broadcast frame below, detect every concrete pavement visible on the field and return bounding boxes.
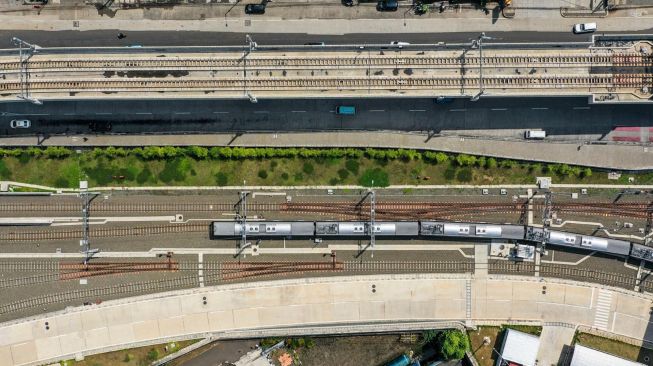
[2,273,653,366]
[0,131,651,170]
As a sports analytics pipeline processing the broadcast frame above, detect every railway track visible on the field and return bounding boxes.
[0,223,207,241]
[0,258,645,315]
[0,54,640,72]
[0,275,198,316]
[1,74,649,94]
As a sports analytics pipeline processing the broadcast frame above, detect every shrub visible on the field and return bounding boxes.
[281,172,289,180]
[581,167,592,178]
[158,158,191,183]
[136,167,152,184]
[186,146,208,160]
[258,169,268,179]
[476,156,486,168]
[437,330,469,360]
[270,160,278,171]
[43,146,72,159]
[329,177,339,185]
[215,172,229,186]
[337,169,349,180]
[146,349,159,361]
[359,168,389,187]
[303,162,314,174]
[499,159,517,169]
[26,147,43,157]
[345,159,359,175]
[486,157,497,169]
[443,166,456,181]
[294,172,303,182]
[456,168,473,182]
[455,154,477,167]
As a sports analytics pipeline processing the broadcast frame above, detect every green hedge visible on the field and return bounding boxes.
[0,146,596,179]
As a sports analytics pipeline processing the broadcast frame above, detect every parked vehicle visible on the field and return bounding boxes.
[304,42,326,46]
[335,105,356,115]
[342,0,354,6]
[573,22,597,34]
[377,0,397,11]
[10,120,30,128]
[524,130,546,139]
[245,4,266,14]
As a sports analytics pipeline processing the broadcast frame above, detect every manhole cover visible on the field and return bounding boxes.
[244,19,251,27]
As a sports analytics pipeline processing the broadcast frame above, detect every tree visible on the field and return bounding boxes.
[437,330,469,360]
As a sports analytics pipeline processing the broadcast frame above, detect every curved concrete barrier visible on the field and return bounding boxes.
[1,273,652,366]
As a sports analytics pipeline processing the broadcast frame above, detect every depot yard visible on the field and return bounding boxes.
[0,147,652,188]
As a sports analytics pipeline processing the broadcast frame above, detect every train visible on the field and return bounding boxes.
[212,220,653,262]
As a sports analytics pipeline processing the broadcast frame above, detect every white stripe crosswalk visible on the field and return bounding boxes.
[593,289,613,330]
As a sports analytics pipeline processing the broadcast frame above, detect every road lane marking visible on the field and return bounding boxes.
[370,109,385,112]
[291,110,306,113]
[491,108,508,111]
[409,109,426,112]
[95,112,112,115]
[135,112,152,115]
[174,112,191,115]
[531,107,549,110]
[213,111,230,114]
[449,109,466,112]
[64,113,76,116]
[573,107,591,110]
[254,111,269,114]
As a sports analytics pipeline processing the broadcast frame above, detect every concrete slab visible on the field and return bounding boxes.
[57,332,85,356]
[108,323,135,345]
[207,310,235,331]
[0,345,13,366]
[132,319,160,341]
[9,342,37,366]
[182,313,210,334]
[34,336,62,362]
[83,328,110,350]
[158,316,185,338]
[359,301,386,321]
[536,325,576,366]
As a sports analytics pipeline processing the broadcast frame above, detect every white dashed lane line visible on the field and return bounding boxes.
[409,109,426,112]
[213,111,230,114]
[531,107,549,110]
[573,107,591,110]
[369,109,385,112]
[449,109,466,112]
[491,108,508,111]
[291,110,306,113]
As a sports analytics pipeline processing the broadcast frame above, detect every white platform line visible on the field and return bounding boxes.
[198,253,204,288]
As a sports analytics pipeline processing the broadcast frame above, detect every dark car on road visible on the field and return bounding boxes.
[245,4,266,14]
[377,0,397,11]
[342,0,354,6]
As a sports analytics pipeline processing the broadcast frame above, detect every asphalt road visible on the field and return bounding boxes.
[1,96,652,139]
[0,30,634,48]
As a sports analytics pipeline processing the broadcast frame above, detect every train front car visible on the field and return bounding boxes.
[211,221,314,239]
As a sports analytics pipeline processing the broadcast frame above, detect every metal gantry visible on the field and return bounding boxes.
[541,190,553,252]
[244,34,258,103]
[235,190,250,249]
[368,188,376,253]
[11,37,41,105]
[470,32,493,102]
[79,181,99,264]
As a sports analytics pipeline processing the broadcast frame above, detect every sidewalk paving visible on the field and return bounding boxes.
[537,325,577,366]
[1,0,652,34]
[0,131,651,170]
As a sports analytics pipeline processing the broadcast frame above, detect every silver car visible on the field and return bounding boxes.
[10,119,31,128]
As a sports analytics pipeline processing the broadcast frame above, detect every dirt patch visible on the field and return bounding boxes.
[115,70,190,78]
[297,335,415,366]
[468,326,501,366]
[173,339,259,366]
[62,340,198,366]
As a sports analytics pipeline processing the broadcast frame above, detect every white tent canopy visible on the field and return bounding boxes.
[571,345,646,366]
[497,329,540,366]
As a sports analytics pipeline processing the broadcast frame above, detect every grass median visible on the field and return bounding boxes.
[0,146,651,188]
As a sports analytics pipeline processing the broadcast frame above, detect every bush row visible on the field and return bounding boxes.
[0,146,594,178]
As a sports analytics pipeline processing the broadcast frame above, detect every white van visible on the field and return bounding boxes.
[573,23,597,34]
[525,130,546,139]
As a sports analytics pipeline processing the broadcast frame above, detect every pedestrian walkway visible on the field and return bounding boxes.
[536,325,577,366]
[2,274,653,366]
[593,289,613,330]
[475,243,488,277]
[1,132,650,170]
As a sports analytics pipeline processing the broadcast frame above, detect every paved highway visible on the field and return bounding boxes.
[0,30,644,48]
[1,97,651,140]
